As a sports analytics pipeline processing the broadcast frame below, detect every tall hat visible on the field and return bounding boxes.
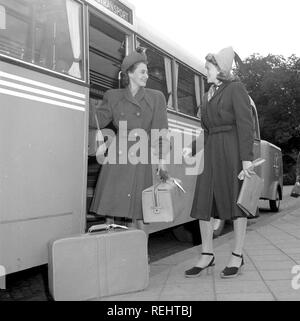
[121,49,148,72]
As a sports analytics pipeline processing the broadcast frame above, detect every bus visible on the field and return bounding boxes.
[0,0,209,274]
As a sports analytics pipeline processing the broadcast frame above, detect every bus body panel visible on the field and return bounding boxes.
[0,61,88,273]
[2,0,285,274]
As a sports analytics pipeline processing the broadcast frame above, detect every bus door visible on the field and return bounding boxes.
[86,12,128,221]
[0,0,88,274]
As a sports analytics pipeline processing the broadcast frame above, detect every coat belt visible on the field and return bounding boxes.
[208,125,235,135]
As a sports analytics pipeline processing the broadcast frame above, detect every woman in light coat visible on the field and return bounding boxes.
[90,49,169,230]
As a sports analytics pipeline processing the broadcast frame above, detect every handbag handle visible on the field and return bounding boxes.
[152,183,161,214]
[151,179,186,215]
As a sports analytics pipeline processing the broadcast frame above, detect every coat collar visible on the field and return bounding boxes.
[124,87,153,111]
[209,80,241,102]
[124,87,144,106]
[208,82,227,102]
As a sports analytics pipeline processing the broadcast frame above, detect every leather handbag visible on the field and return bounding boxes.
[237,173,264,216]
[142,178,186,223]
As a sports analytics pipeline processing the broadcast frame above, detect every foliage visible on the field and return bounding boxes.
[234,54,300,182]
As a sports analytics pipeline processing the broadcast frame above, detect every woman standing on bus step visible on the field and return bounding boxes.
[183,47,255,278]
[90,48,169,231]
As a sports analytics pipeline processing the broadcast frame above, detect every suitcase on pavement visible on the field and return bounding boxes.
[48,225,149,301]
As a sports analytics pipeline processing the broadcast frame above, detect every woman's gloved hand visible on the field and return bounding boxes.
[182,147,192,159]
[238,161,256,180]
[157,160,169,182]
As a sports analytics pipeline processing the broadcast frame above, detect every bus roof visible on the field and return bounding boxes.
[135,17,206,76]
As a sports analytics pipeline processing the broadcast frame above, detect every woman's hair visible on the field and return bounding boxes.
[121,47,148,88]
[205,53,235,82]
[121,64,137,88]
[121,62,148,88]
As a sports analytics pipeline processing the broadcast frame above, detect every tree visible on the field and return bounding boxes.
[237,54,300,149]
[236,54,300,184]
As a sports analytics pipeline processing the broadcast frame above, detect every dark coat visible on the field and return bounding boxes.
[191,80,254,221]
[90,87,168,220]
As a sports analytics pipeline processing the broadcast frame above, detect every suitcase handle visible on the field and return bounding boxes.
[152,178,186,214]
[152,184,161,213]
[88,224,128,233]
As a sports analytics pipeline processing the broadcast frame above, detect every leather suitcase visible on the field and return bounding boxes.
[48,226,149,301]
[142,178,186,223]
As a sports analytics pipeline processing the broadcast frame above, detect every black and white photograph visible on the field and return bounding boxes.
[0,0,300,310]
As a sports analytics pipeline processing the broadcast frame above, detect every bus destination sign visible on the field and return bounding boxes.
[93,0,133,24]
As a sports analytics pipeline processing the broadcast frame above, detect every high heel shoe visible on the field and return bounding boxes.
[220,252,244,279]
[185,253,215,278]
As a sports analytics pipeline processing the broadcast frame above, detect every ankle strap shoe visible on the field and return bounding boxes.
[185,253,215,278]
[220,252,244,279]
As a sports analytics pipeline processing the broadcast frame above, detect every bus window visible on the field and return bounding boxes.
[176,63,198,117]
[137,39,172,108]
[0,0,84,79]
[0,5,5,29]
[89,14,125,95]
[194,75,201,118]
[194,75,207,119]
[203,76,210,92]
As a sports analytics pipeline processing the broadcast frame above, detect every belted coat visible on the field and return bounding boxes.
[191,80,254,221]
[90,87,168,220]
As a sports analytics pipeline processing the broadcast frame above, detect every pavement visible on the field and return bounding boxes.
[1,187,299,302]
[97,187,300,301]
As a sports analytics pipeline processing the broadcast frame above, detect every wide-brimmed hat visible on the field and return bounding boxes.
[121,50,148,72]
[206,47,235,73]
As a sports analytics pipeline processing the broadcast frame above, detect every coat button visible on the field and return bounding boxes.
[128,194,131,197]
[136,112,141,117]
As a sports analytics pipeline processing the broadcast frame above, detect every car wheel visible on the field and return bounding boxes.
[269,189,280,212]
[213,219,225,237]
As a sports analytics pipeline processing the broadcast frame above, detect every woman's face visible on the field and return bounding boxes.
[205,61,219,84]
[128,63,149,88]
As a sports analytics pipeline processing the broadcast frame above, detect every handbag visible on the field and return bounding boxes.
[291,182,300,198]
[142,178,186,223]
[237,173,264,217]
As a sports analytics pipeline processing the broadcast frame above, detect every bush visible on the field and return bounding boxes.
[283,169,296,185]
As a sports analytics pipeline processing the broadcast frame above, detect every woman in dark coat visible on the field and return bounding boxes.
[183,47,255,278]
[90,49,169,230]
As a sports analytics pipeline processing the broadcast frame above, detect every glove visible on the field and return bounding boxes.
[238,161,256,180]
[157,160,169,182]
